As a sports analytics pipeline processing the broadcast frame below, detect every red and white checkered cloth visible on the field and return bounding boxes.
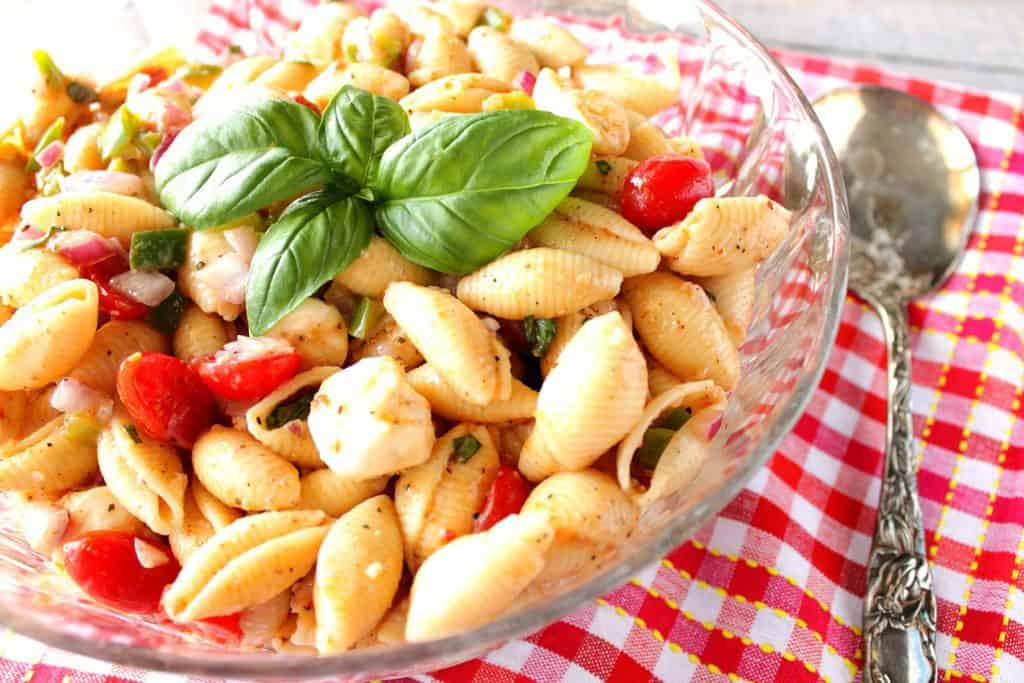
[3,2,1023,681]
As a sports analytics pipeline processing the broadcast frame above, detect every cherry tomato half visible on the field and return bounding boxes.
[474,466,531,532]
[63,531,180,614]
[117,352,216,448]
[620,155,715,233]
[79,255,150,321]
[193,344,302,401]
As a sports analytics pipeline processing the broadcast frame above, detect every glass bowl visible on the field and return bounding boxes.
[0,0,849,679]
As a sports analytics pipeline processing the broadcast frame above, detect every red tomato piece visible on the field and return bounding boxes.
[117,352,216,448]
[474,466,531,532]
[63,531,180,614]
[79,255,150,321]
[620,155,715,233]
[193,340,302,401]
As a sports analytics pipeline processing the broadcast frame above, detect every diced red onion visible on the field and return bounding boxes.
[19,502,69,555]
[162,77,186,94]
[14,224,44,241]
[127,72,152,96]
[163,100,192,130]
[109,270,175,306]
[36,140,64,170]
[150,129,180,171]
[512,70,536,95]
[60,171,143,197]
[134,538,169,568]
[50,230,119,266]
[222,335,294,362]
[50,378,114,421]
[223,225,259,263]
[197,252,249,305]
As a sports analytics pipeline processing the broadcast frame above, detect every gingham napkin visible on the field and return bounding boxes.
[2,2,1023,681]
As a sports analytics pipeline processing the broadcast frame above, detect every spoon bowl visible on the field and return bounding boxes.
[813,85,980,683]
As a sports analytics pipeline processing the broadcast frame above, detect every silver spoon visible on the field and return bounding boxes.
[812,85,980,683]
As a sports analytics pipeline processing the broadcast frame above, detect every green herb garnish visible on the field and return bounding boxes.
[349,296,384,339]
[66,80,99,104]
[265,387,318,430]
[147,290,187,334]
[130,228,190,271]
[25,116,66,173]
[478,6,510,30]
[123,424,142,444]
[523,316,557,358]
[153,87,591,334]
[452,434,482,463]
[595,159,612,175]
[99,105,142,162]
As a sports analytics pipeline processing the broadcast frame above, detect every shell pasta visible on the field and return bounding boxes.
[0,0,791,655]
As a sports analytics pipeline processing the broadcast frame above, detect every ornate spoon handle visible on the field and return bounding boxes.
[862,298,937,683]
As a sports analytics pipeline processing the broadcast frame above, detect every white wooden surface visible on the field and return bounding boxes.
[717,0,1024,94]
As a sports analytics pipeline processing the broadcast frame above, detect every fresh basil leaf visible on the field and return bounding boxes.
[155,99,332,229]
[318,85,410,187]
[523,316,557,358]
[265,386,317,430]
[246,189,373,335]
[372,110,592,274]
[147,289,187,335]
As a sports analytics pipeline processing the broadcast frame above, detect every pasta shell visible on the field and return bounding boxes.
[406,26,475,87]
[247,366,338,469]
[528,197,659,277]
[169,482,226,564]
[622,111,702,162]
[519,312,646,481]
[399,74,510,113]
[314,496,404,653]
[177,230,244,321]
[384,282,511,406]
[60,486,148,541]
[467,26,539,82]
[406,364,536,423]
[285,4,364,62]
[0,414,100,497]
[693,267,757,347]
[21,387,59,436]
[19,192,175,246]
[202,56,278,101]
[623,272,740,390]
[390,0,454,35]
[521,470,637,591]
[334,236,437,298]
[163,510,328,622]
[405,512,553,641]
[575,155,637,197]
[653,196,790,277]
[192,426,301,512]
[304,62,410,109]
[646,355,683,397]
[395,424,500,571]
[300,469,389,518]
[349,315,424,370]
[431,0,484,36]
[342,11,409,68]
[0,246,79,308]
[98,412,186,535]
[253,60,322,93]
[574,62,680,117]
[616,381,725,505]
[240,590,292,649]
[0,162,30,226]
[172,304,234,363]
[533,69,630,156]
[0,391,26,446]
[456,248,623,320]
[0,279,98,391]
[308,357,434,479]
[264,299,348,368]
[70,320,168,395]
[507,18,588,68]
[374,595,411,645]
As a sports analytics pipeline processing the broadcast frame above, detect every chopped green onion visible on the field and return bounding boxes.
[635,427,675,470]
[345,43,360,63]
[25,116,66,172]
[32,49,65,90]
[452,434,482,463]
[136,131,163,156]
[66,414,101,445]
[478,6,511,30]
[349,297,385,340]
[107,157,134,173]
[66,81,98,104]
[265,387,318,430]
[99,105,141,162]
[228,44,243,55]
[18,225,61,252]
[595,159,612,175]
[129,228,190,271]
[123,424,142,443]
[523,315,557,358]
[653,406,692,431]
[146,290,187,335]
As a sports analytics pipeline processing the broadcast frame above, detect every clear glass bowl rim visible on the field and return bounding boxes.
[0,1,850,678]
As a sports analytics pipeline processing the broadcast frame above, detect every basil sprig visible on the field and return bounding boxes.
[154,86,592,334]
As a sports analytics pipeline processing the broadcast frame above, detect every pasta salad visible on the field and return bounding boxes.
[0,0,789,653]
